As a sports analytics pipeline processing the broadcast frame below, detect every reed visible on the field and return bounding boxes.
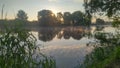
[0,26,56,68]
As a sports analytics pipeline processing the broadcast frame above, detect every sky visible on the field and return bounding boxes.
[0,0,84,21]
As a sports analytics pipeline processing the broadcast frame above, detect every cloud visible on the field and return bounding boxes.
[48,0,83,3]
[48,0,57,2]
[73,0,83,3]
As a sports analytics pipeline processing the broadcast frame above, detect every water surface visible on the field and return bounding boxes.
[31,26,114,68]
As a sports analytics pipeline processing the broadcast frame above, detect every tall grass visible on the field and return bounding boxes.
[0,26,56,68]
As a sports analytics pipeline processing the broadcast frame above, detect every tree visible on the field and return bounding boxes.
[84,0,120,27]
[56,12,64,24]
[38,9,57,26]
[72,11,86,25]
[63,12,72,25]
[16,10,28,21]
[80,1,120,68]
[96,18,105,25]
[84,0,120,17]
[1,4,5,20]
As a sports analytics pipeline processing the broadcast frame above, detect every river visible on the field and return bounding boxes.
[30,26,115,68]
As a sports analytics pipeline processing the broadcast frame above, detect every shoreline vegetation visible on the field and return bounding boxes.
[0,27,56,68]
[0,19,111,31]
[79,0,120,68]
[80,31,120,68]
[0,9,111,28]
[0,0,120,68]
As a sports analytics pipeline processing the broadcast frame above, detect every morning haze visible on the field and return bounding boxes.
[0,0,84,21]
[0,0,119,68]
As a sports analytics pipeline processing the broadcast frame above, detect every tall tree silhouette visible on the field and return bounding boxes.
[72,11,86,25]
[1,4,5,20]
[38,10,57,26]
[96,18,105,25]
[16,10,28,21]
[57,12,64,24]
[63,12,72,25]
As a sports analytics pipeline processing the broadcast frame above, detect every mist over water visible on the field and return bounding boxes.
[30,26,113,68]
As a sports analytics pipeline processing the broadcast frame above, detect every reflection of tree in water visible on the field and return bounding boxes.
[38,28,60,42]
[57,27,91,40]
[38,27,91,42]
[71,28,84,40]
[61,28,83,40]
[95,26,105,31]
[63,28,71,39]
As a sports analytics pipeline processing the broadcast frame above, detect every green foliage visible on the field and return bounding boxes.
[16,10,28,21]
[63,12,72,25]
[0,28,56,68]
[72,11,89,26]
[112,18,120,28]
[37,9,91,26]
[96,18,105,25]
[82,1,120,67]
[80,31,120,68]
[38,10,58,26]
[84,0,120,17]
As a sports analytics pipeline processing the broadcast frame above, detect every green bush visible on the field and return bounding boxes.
[80,31,120,68]
[0,28,56,68]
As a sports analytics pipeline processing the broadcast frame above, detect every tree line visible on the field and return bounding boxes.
[14,9,92,26]
[38,10,91,26]
[0,9,108,27]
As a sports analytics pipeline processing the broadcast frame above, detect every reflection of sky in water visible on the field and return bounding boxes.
[40,42,93,68]
[31,28,94,68]
[40,37,93,68]
[30,26,114,68]
[103,26,117,33]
